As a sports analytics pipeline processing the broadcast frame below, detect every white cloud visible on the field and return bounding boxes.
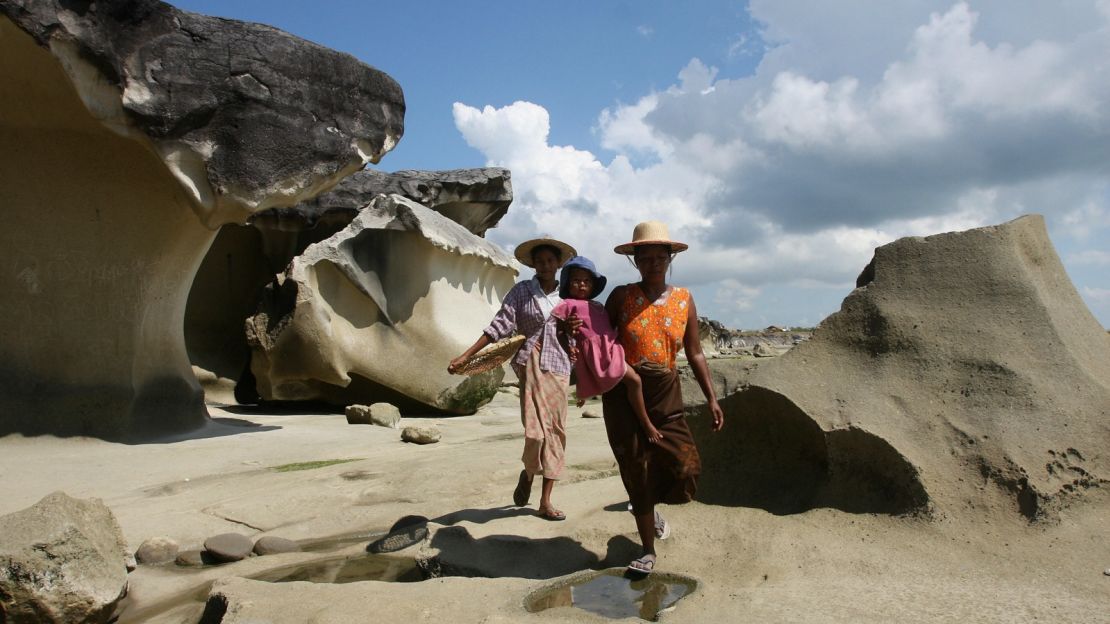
[1084,286,1110,302]
[456,1,1110,328]
[1071,250,1110,266]
[637,25,653,37]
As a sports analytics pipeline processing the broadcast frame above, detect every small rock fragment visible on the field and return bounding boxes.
[253,536,301,556]
[345,404,373,425]
[581,409,601,419]
[135,536,180,565]
[175,550,207,567]
[204,533,254,563]
[401,426,441,444]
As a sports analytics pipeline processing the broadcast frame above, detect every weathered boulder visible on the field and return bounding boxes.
[0,0,404,439]
[692,215,1110,521]
[0,492,129,623]
[245,194,517,413]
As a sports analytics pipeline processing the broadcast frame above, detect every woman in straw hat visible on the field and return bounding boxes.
[448,237,577,521]
[603,220,725,574]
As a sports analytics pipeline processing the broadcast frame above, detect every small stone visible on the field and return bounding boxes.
[135,536,180,565]
[347,403,403,428]
[401,425,441,444]
[253,536,301,556]
[369,402,402,428]
[174,550,206,567]
[125,553,137,572]
[204,533,254,562]
[345,404,373,425]
[1104,568,1110,576]
[581,409,601,419]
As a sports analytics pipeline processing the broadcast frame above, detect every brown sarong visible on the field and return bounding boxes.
[601,363,701,515]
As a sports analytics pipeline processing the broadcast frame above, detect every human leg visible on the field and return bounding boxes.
[537,477,565,520]
[628,507,657,573]
[621,365,662,443]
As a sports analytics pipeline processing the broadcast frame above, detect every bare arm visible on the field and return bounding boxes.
[682,294,724,431]
[448,284,521,374]
[448,334,492,374]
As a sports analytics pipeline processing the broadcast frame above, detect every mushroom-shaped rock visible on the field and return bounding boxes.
[245,194,517,413]
[251,168,513,237]
[186,168,512,403]
[693,215,1110,521]
[0,0,404,439]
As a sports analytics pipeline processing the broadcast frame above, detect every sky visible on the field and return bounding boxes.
[173,0,1110,330]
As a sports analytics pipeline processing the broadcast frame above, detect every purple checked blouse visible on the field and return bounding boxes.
[483,278,572,376]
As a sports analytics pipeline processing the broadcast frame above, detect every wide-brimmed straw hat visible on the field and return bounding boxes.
[613,221,688,255]
[514,237,577,268]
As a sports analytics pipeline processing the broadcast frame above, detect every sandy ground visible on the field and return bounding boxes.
[1,389,1107,623]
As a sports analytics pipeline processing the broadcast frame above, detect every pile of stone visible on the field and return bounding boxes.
[167,534,302,568]
[697,317,811,358]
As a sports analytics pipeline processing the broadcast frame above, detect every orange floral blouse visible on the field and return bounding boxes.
[617,285,690,369]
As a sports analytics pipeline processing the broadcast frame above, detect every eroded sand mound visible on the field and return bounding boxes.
[694,215,1110,520]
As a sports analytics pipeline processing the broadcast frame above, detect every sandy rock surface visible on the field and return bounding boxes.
[0,389,1105,623]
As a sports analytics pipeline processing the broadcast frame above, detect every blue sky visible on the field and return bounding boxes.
[174,1,1110,330]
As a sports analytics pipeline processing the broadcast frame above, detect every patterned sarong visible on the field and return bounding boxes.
[514,343,569,480]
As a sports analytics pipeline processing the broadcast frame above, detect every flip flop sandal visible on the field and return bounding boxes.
[654,511,671,540]
[537,508,566,521]
[512,470,532,507]
[627,554,656,574]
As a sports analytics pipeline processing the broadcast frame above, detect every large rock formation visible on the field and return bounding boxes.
[245,194,517,413]
[0,492,129,623]
[183,168,512,399]
[0,0,404,438]
[693,215,1110,520]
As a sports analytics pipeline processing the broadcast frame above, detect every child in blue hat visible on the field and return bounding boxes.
[551,256,662,444]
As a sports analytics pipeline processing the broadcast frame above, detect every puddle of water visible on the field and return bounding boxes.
[115,553,420,623]
[251,553,422,584]
[526,570,696,621]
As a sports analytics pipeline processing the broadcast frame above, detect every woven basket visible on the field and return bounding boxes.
[455,334,526,376]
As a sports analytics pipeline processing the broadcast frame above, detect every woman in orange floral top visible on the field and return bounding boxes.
[602,221,725,575]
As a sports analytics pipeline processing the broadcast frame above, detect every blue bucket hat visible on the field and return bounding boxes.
[559,256,608,299]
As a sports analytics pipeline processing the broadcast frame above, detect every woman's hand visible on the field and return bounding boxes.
[447,355,468,375]
[708,399,725,432]
[643,423,665,445]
